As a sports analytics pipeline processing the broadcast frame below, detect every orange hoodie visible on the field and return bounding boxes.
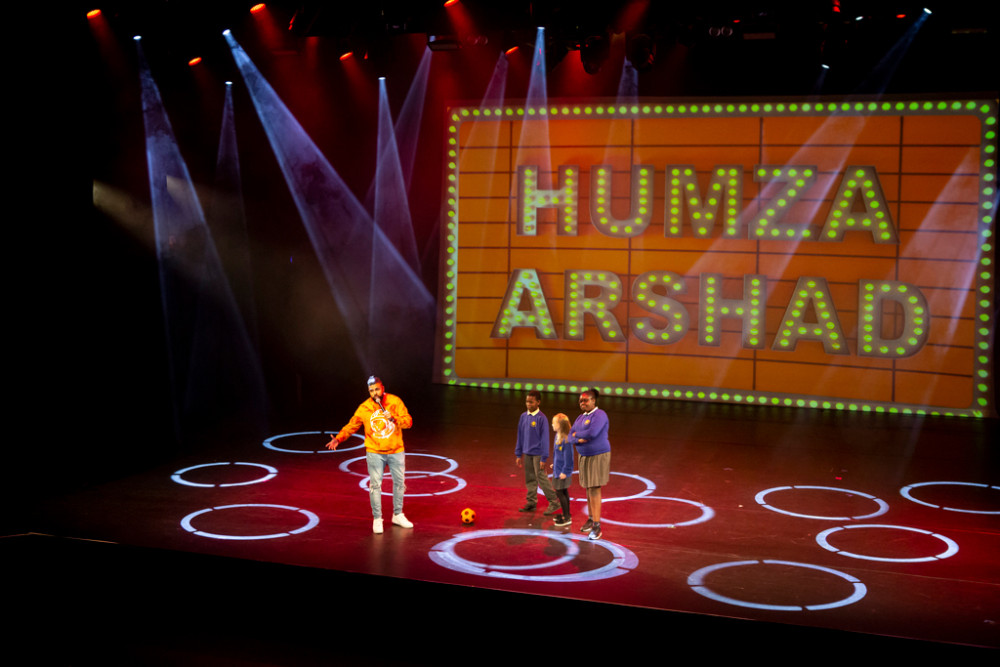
[336,393,412,454]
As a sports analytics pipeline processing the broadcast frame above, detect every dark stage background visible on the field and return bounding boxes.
[10,2,999,662]
[27,0,997,484]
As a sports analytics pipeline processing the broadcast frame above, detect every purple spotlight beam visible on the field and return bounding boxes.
[364,47,432,210]
[518,28,552,175]
[480,52,509,109]
[224,34,434,378]
[373,77,421,279]
[210,83,260,352]
[617,58,638,102]
[137,44,267,443]
[390,47,432,196]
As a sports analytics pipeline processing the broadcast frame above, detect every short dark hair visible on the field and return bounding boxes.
[527,390,542,401]
[581,388,599,400]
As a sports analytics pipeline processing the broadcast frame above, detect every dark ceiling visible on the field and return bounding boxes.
[73,1,996,96]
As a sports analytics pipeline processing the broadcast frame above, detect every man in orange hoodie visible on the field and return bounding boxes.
[328,376,414,534]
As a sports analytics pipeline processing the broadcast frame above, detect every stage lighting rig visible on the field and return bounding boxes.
[626,32,655,71]
[427,34,462,50]
[580,33,610,74]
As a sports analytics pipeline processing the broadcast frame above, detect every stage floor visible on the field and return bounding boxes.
[19,387,1000,659]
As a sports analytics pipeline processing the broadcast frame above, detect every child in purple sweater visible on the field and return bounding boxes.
[550,413,574,527]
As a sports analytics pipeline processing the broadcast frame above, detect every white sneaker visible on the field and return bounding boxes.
[373,518,383,534]
[391,513,413,528]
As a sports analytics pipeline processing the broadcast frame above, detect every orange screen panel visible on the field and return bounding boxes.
[436,99,998,417]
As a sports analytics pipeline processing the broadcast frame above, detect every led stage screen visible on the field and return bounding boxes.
[435,99,997,417]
